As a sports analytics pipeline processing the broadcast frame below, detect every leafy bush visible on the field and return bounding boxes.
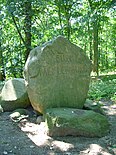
[88,79,116,101]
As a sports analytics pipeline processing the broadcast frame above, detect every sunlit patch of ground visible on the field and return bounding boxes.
[103,104,116,115]
[18,120,74,152]
[80,144,112,155]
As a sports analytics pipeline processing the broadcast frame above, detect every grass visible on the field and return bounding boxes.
[88,78,116,101]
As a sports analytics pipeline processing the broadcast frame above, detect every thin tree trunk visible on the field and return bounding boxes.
[11,13,26,47]
[56,0,72,40]
[0,41,5,80]
[56,1,63,35]
[93,22,99,75]
[88,0,99,75]
[90,41,93,61]
[115,50,116,67]
[105,46,109,69]
[84,44,87,53]
[87,20,93,61]
[11,1,32,62]
[66,18,71,40]
[24,0,32,61]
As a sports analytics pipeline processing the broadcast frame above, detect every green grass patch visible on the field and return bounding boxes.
[88,78,116,101]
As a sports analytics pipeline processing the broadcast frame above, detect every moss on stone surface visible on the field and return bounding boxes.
[45,108,110,137]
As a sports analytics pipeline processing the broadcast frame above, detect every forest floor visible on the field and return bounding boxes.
[0,100,116,155]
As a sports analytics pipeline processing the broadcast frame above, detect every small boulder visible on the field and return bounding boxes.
[10,108,30,122]
[0,78,30,111]
[45,108,109,137]
[83,99,105,115]
[36,115,44,124]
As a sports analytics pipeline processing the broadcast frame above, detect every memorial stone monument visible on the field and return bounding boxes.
[24,36,92,113]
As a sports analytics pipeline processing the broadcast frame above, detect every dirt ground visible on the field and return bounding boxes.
[0,100,116,155]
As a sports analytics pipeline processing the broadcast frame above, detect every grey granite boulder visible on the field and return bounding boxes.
[45,108,109,137]
[0,78,30,111]
[24,36,92,113]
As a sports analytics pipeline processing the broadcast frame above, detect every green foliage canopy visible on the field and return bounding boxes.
[0,0,115,79]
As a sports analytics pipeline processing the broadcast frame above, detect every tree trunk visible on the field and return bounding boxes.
[63,14,71,40]
[84,44,87,53]
[88,0,99,75]
[90,41,93,61]
[0,41,5,80]
[24,0,32,61]
[55,0,72,40]
[114,50,116,67]
[93,21,99,76]
[105,46,109,69]
[11,1,32,62]
[56,1,63,35]
[87,20,93,61]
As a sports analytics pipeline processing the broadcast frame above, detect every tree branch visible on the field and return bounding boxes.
[11,12,26,48]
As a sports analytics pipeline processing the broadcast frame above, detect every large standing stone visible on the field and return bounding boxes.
[0,78,30,111]
[24,36,92,113]
[45,108,110,137]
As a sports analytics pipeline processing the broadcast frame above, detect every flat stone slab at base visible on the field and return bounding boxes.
[45,108,110,137]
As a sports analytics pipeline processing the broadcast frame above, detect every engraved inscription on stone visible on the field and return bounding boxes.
[28,52,89,77]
